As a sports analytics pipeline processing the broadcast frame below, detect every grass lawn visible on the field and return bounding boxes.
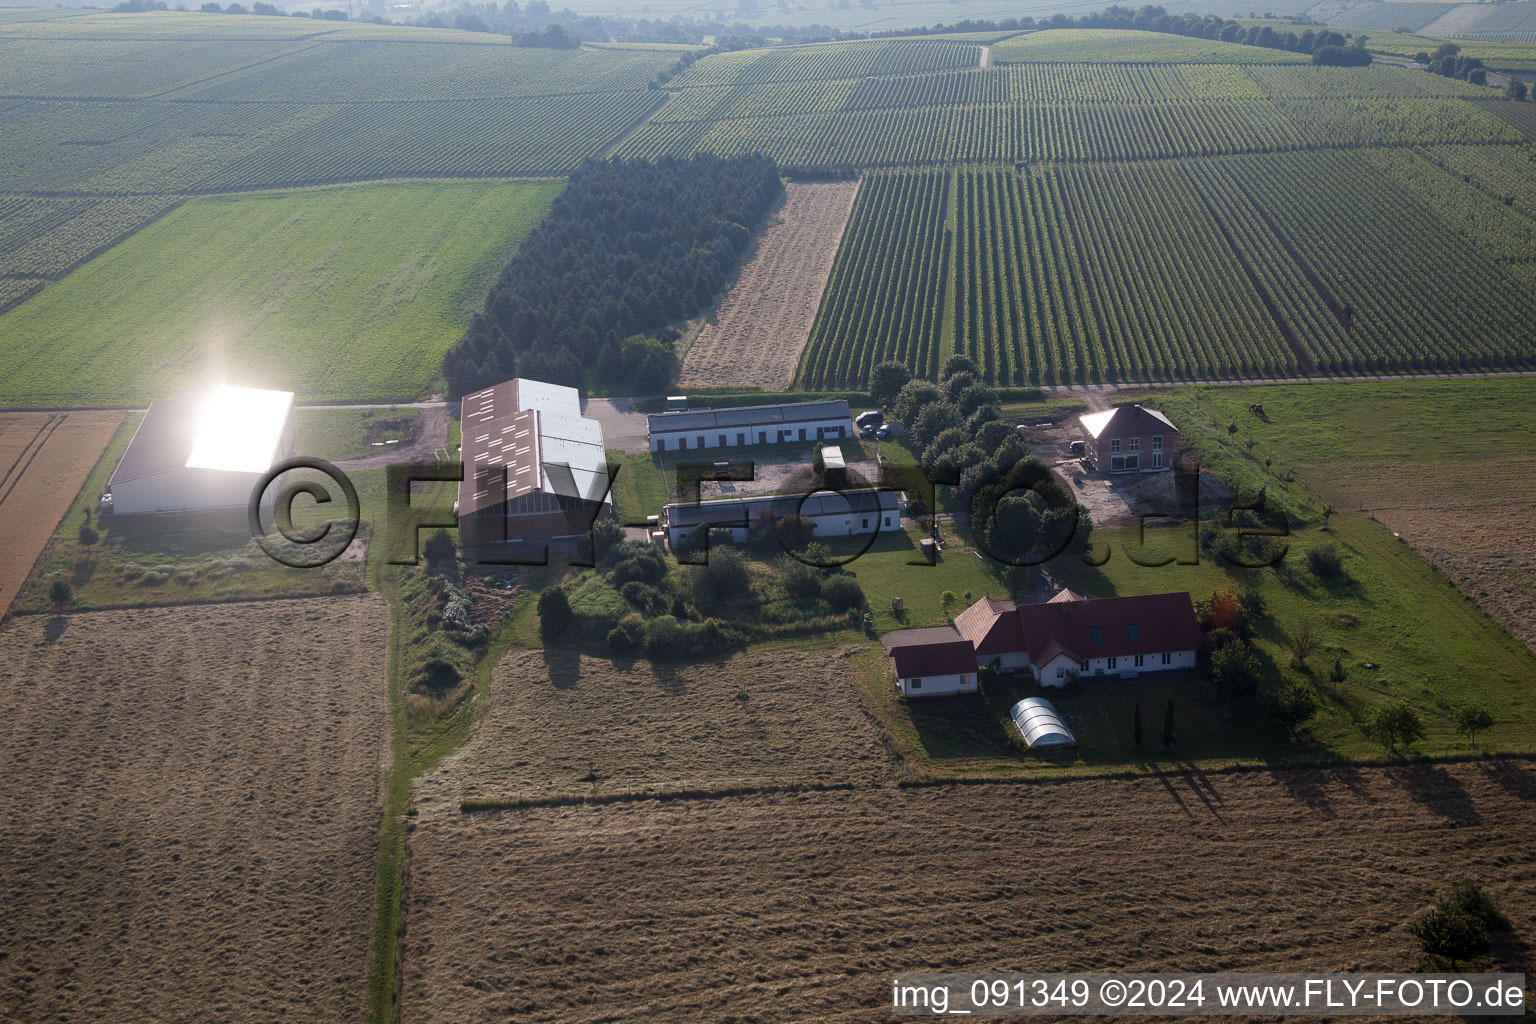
[0,180,561,406]
[607,450,669,526]
[1148,379,1536,517]
[845,520,1011,632]
[296,406,422,462]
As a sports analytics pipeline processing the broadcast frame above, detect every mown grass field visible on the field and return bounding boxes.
[0,181,559,406]
[992,27,1312,63]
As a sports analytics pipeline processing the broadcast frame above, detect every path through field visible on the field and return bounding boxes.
[679,180,860,391]
[0,596,390,1023]
[399,760,1536,1023]
[0,410,121,617]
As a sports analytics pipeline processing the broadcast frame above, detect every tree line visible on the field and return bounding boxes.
[442,154,782,397]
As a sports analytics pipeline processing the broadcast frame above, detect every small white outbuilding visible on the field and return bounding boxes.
[105,385,296,515]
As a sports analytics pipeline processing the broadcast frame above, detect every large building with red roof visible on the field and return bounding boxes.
[953,590,1201,686]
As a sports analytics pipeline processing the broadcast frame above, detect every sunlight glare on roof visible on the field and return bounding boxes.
[184,385,293,474]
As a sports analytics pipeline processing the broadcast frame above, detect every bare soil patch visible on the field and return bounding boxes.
[679,180,860,391]
[400,760,1536,1023]
[0,411,122,617]
[0,595,390,1024]
[412,645,893,815]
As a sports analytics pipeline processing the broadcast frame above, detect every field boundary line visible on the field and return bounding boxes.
[0,414,60,505]
[9,586,369,618]
[454,751,1536,816]
[600,90,673,158]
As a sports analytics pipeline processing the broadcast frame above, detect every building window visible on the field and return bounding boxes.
[1107,656,1117,669]
[1129,436,1140,452]
[678,437,687,450]
[1110,438,1121,453]
[1152,434,1163,450]
[759,432,767,444]
[837,426,846,437]
[961,675,971,685]
[798,428,807,441]
[862,518,869,529]
[1081,661,1089,671]
[884,517,891,527]
[1134,654,1145,668]
[718,434,727,446]
[1161,652,1172,665]
[1128,623,1140,642]
[1056,665,1065,679]
[698,436,705,448]
[1152,452,1164,469]
[737,433,745,445]
[1090,626,1103,646]
[656,439,665,451]
[910,678,922,689]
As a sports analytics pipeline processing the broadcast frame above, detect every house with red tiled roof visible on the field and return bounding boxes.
[879,626,979,698]
[954,589,1201,687]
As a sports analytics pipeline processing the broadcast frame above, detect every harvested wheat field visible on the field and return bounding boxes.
[0,411,122,617]
[679,180,860,390]
[412,645,893,814]
[400,761,1536,1024]
[0,595,389,1024]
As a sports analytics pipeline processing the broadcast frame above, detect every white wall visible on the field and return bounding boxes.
[111,466,270,515]
[651,417,850,452]
[898,673,977,698]
[1037,649,1197,685]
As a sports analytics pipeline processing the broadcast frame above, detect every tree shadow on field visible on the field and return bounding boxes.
[1268,762,1371,817]
[541,646,582,690]
[1389,761,1481,825]
[1477,758,1536,803]
[43,616,68,643]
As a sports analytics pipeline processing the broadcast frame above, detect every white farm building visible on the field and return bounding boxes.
[661,489,904,547]
[647,399,852,453]
[104,386,296,516]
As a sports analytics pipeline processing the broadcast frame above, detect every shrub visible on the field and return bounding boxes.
[415,656,463,696]
[78,523,99,546]
[1209,641,1260,701]
[139,571,169,586]
[821,574,866,612]
[1307,543,1345,579]
[1270,682,1319,734]
[1410,879,1504,969]
[607,613,645,653]
[49,578,73,607]
[537,588,574,640]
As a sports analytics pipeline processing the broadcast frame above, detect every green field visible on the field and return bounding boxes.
[991,28,1312,63]
[0,180,560,405]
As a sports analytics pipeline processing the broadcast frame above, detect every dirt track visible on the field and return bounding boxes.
[679,181,860,391]
[399,760,1536,1023]
[0,411,122,617]
[413,645,893,815]
[0,596,390,1024]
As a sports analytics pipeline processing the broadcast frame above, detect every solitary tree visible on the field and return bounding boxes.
[1286,620,1318,670]
[1453,704,1495,747]
[1272,682,1319,735]
[940,590,957,615]
[1210,642,1260,703]
[1329,655,1348,691]
[50,578,74,610]
[1371,704,1425,754]
[1133,703,1143,751]
[1162,699,1175,751]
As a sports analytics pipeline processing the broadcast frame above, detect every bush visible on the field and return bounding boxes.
[821,574,866,612]
[49,578,73,607]
[537,588,574,640]
[1306,543,1345,579]
[139,571,169,586]
[687,545,749,611]
[415,656,463,696]
[78,523,99,546]
[1270,682,1319,734]
[1209,641,1260,701]
[607,613,645,653]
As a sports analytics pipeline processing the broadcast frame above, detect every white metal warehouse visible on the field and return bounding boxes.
[104,385,296,515]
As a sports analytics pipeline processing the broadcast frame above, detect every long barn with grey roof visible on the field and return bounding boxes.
[646,399,852,453]
[662,488,904,546]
